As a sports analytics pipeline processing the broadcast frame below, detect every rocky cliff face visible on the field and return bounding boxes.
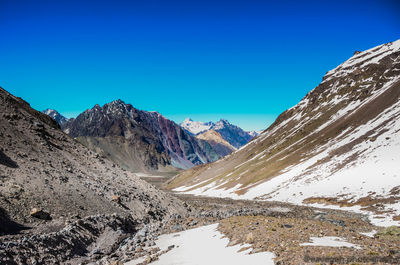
[168,39,400,226]
[62,100,218,171]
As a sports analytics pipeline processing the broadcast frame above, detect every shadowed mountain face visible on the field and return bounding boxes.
[61,100,219,172]
[168,40,400,225]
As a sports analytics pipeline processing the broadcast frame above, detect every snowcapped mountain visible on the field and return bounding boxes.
[61,100,221,172]
[169,39,400,226]
[42,109,69,125]
[247,130,262,138]
[211,119,254,149]
[180,118,214,135]
[180,118,256,149]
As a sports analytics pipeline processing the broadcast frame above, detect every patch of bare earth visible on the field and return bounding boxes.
[218,215,400,264]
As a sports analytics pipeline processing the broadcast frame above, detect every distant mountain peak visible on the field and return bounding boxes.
[247,130,262,138]
[42,108,69,125]
[180,118,259,149]
[112,99,125,104]
[180,118,214,135]
[217,118,229,123]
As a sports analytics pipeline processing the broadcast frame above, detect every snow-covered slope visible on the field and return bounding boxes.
[169,40,400,226]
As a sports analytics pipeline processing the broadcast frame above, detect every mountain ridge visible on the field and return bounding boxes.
[44,103,258,172]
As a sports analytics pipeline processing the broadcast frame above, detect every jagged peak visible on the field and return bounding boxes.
[43,108,57,114]
[42,108,69,126]
[183,117,193,123]
[108,99,126,105]
[216,118,229,124]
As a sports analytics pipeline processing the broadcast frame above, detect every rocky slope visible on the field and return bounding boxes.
[181,118,255,149]
[61,100,220,172]
[42,108,69,126]
[196,130,236,157]
[168,39,400,226]
[0,87,188,263]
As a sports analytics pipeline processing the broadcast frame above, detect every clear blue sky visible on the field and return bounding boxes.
[1,0,399,131]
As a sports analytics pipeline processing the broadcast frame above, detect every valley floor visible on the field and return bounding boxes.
[1,179,399,265]
[123,192,400,265]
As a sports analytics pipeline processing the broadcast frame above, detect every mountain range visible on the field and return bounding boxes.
[43,102,256,173]
[167,39,400,226]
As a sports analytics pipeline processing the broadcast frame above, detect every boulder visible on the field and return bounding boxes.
[30,208,51,220]
[112,195,121,204]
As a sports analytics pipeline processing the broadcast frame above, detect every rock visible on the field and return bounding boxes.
[167,245,175,250]
[188,220,198,226]
[172,224,182,231]
[112,195,121,204]
[30,208,51,220]
[91,248,102,255]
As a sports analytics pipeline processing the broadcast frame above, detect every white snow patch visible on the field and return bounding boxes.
[127,224,275,265]
[359,230,376,238]
[300,236,361,249]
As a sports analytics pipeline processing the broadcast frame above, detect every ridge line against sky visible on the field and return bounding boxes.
[1,0,399,131]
